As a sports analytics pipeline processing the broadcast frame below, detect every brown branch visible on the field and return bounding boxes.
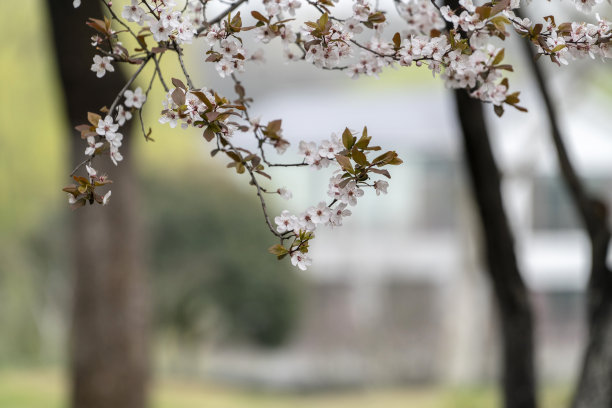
[102,0,141,43]
[517,19,602,240]
[173,42,195,89]
[152,54,169,92]
[108,55,151,116]
[222,136,284,240]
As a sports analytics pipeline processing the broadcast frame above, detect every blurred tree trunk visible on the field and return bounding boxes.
[442,2,536,407]
[46,2,149,408]
[516,23,612,407]
[453,90,537,408]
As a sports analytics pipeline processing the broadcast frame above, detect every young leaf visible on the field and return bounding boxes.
[336,154,354,173]
[268,244,289,256]
[171,77,187,90]
[342,127,354,150]
[88,112,102,126]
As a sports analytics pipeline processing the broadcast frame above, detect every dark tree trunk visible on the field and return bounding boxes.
[46,2,149,408]
[515,17,612,407]
[453,89,537,408]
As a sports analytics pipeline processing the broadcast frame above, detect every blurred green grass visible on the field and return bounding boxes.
[0,368,570,408]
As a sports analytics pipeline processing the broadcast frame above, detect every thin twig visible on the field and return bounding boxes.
[173,42,195,89]
[223,137,284,239]
[108,55,152,116]
[102,0,141,43]
[70,157,92,177]
[152,54,169,91]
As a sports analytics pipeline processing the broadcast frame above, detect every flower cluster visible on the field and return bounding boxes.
[122,0,196,44]
[158,80,243,139]
[298,133,343,169]
[507,11,612,65]
[63,164,112,209]
[303,14,353,69]
[269,127,400,270]
[396,0,446,35]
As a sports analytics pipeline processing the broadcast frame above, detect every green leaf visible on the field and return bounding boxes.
[492,48,505,65]
[171,77,187,90]
[268,244,288,256]
[335,154,354,173]
[551,44,566,53]
[203,127,215,142]
[342,127,354,150]
[251,10,269,23]
[87,112,101,126]
[171,88,185,106]
[317,13,329,30]
[267,119,282,133]
[367,11,386,24]
[351,147,368,167]
[392,32,401,49]
[494,104,504,117]
[354,127,371,149]
[192,91,214,109]
[369,168,391,178]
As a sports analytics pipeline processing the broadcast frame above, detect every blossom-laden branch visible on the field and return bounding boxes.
[67,0,612,269]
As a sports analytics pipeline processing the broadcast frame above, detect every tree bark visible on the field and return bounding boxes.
[515,20,612,407]
[46,2,150,408]
[453,89,537,408]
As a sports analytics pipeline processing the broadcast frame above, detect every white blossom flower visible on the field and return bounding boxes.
[291,252,312,271]
[329,203,351,226]
[309,201,331,224]
[102,190,112,206]
[374,180,389,195]
[284,48,300,62]
[73,0,81,8]
[574,0,602,13]
[124,87,146,109]
[110,150,123,166]
[277,187,293,200]
[85,136,103,156]
[327,174,344,200]
[274,139,290,154]
[205,25,226,44]
[159,110,179,128]
[91,55,114,78]
[150,20,171,42]
[287,0,301,15]
[250,48,266,63]
[298,211,316,231]
[220,38,240,57]
[109,132,123,149]
[176,22,196,43]
[255,26,275,43]
[86,164,97,178]
[160,10,182,29]
[215,59,234,78]
[275,210,298,233]
[340,180,364,206]
[116,105,132,126]
[318,135,342,159]
[299,141,320,165]
[96,116,119,139]
[122,0,145,23]
[344,18,363,34]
